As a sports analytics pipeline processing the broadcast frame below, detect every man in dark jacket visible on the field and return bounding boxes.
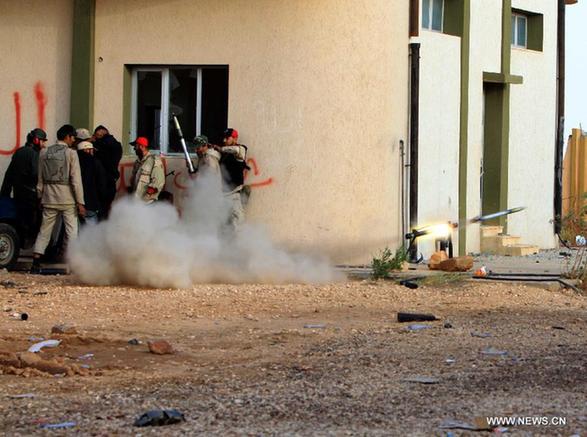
[92,125,122,219]
[0,128,48,244]
[220,128,250,232]
[76,140,106,224]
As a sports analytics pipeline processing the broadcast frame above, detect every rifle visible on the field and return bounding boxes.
[171,114,197,174]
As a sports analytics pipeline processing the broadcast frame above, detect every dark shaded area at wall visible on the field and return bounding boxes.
[70,0,95,129]
[201,68,229,146]
[482,82,509,227]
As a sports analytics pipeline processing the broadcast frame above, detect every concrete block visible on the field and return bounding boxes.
[480,235,521,254]
[480,225,503,238]
[504,245,540,256]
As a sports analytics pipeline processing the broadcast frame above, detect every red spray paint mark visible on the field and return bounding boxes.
[117,162,135,193]
[34,82,47,130]
[245,157,273,188]
[173,171,189,190]
[116,155,274,195]
[0,92,22,156]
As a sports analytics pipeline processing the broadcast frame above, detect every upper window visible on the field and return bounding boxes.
[422,0,444,32]
[131,66,229,154]
[511,13,527,48]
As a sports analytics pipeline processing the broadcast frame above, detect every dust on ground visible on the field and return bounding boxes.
[0,272,586,435]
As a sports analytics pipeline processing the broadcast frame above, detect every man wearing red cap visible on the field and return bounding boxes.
[220,128,249,231]
[129,137,165,204]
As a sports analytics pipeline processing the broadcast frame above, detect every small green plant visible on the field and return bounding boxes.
[560,193,587,244]
[371,246,407,279]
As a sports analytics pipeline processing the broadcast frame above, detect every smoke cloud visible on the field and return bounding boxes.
[68,173,342,287]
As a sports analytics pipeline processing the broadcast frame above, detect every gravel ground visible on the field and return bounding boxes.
[0,271,586,435]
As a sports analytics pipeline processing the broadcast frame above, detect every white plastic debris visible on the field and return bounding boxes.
[28,339,61,353]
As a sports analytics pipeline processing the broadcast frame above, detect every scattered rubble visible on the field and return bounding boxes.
[134,409,185,427]
[51,324,77,335]
[0,351,90,377]
[437,256,474,272]
[148,340,174,355]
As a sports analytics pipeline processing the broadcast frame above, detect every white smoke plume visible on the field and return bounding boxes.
[68,173,342,287]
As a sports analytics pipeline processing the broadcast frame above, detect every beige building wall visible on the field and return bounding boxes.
[417,31,461,256]
[509,0,557,249]
[466,0,503,253]
[93,0,409,264]
[0,0,73,175]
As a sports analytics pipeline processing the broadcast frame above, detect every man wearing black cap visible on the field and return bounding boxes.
[0,128,48,244]
[31,124,85,272]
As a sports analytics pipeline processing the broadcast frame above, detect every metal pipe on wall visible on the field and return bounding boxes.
[408,43,420,261]
[554,0,566,235]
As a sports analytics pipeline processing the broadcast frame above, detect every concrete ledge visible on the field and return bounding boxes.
[483,71,524,84]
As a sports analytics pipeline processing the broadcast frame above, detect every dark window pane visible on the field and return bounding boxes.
[168,68,198,154]
[432,0,443,31]
[201,67,229,146]
[136,71,162,151]
[517,16,527,47]
[511,15,516,45]
[422,0,430,29]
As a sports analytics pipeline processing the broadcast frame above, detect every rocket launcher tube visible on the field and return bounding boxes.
[172,114,196,174]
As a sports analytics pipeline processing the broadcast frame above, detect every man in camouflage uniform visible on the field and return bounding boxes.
[194,135,222,190]
[129,137,165,204]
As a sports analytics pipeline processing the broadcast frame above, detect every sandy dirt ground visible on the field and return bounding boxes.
[0,272,586,436]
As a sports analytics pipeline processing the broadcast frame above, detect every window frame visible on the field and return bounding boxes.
[511,13,528,49]
[422,0,444,32]
[130,66,208,155]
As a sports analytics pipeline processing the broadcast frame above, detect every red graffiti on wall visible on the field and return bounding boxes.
[245,157,274,188]
[34,82,47,131]
[116,155,274,193]
[0,93,22,156]
[1,82,47,156]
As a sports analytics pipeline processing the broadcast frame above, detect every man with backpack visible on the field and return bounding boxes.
[220,128,250,231]
[129,137,165,203]
[31,124,85,272]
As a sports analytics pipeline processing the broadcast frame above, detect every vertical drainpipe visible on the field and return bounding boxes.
[408,43,420,260]
[554,0,566,235]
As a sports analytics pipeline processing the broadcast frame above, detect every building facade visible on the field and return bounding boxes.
[0,0,565,263]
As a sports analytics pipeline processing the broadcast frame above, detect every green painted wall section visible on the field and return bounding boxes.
[482,83,510,227]
[480,0,514,229]
[458,0,471,255]
[70,0,95,129]
[443,0,464,37]
[501,0,512,75]
[527,13,544,51]
[122,66,132,154]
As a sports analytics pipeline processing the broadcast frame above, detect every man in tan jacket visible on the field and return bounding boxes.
[31,124,85,272]
[129,136,165,204]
